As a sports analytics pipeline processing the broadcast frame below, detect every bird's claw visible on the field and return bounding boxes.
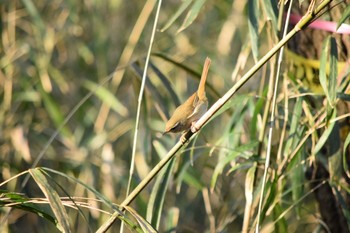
[190,122,199,133]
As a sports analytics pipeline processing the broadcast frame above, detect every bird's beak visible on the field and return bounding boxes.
[162,130,169,136]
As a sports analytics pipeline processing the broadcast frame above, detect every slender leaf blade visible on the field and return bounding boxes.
[29,168,72,233]
[329,37,338,107]
[336,5,350,30]
[343,132,350,179]
[41,167,123,213]
[319,37,330,103]
[39,87,72,137]
[248,0,259,62]
[0,191,57,225]
[83,80,128,117]
[314,109,337,155]
[161,0,193,32]
[147,141,176,229]
[264,0,278,31]
[177,0,207,33]
[273,203,288,233]
[125,206,157,233]
[284,97,303,156]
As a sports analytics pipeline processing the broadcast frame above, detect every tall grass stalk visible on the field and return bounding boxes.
[122,1,163,232]
[255,0,294,231]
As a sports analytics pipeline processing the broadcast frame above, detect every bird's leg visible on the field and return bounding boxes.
[190,121,199,133]
[180,133,187,144]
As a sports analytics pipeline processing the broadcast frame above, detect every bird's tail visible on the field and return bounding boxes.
[197,57,211,100]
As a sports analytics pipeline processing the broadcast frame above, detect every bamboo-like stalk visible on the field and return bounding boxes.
[97,1,333,232]
[254,0,294,231]
[121,1,162,233]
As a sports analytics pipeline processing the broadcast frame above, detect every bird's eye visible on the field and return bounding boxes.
[171,122,180,131]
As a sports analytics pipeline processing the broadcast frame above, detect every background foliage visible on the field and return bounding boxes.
[1,0,349,232]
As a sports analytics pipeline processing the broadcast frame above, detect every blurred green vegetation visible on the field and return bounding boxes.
[1,0,350,232]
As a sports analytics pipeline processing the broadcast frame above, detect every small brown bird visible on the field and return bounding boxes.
[164,57,211,134]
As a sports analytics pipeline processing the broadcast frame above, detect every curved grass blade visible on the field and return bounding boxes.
[83,80,128,117]
[147,141,176,229]
[149,61,181,106]
[313,108,337,155]
[41,167,122,213]
[160,0,192,32]
[177,0,207,33]
[125,206,157,233]
[343,133,350,178]
[131,62,169,115]
[40,168,142,231]
[29,168,72,233]
[0,191,57,225]
[39,87,72,138]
